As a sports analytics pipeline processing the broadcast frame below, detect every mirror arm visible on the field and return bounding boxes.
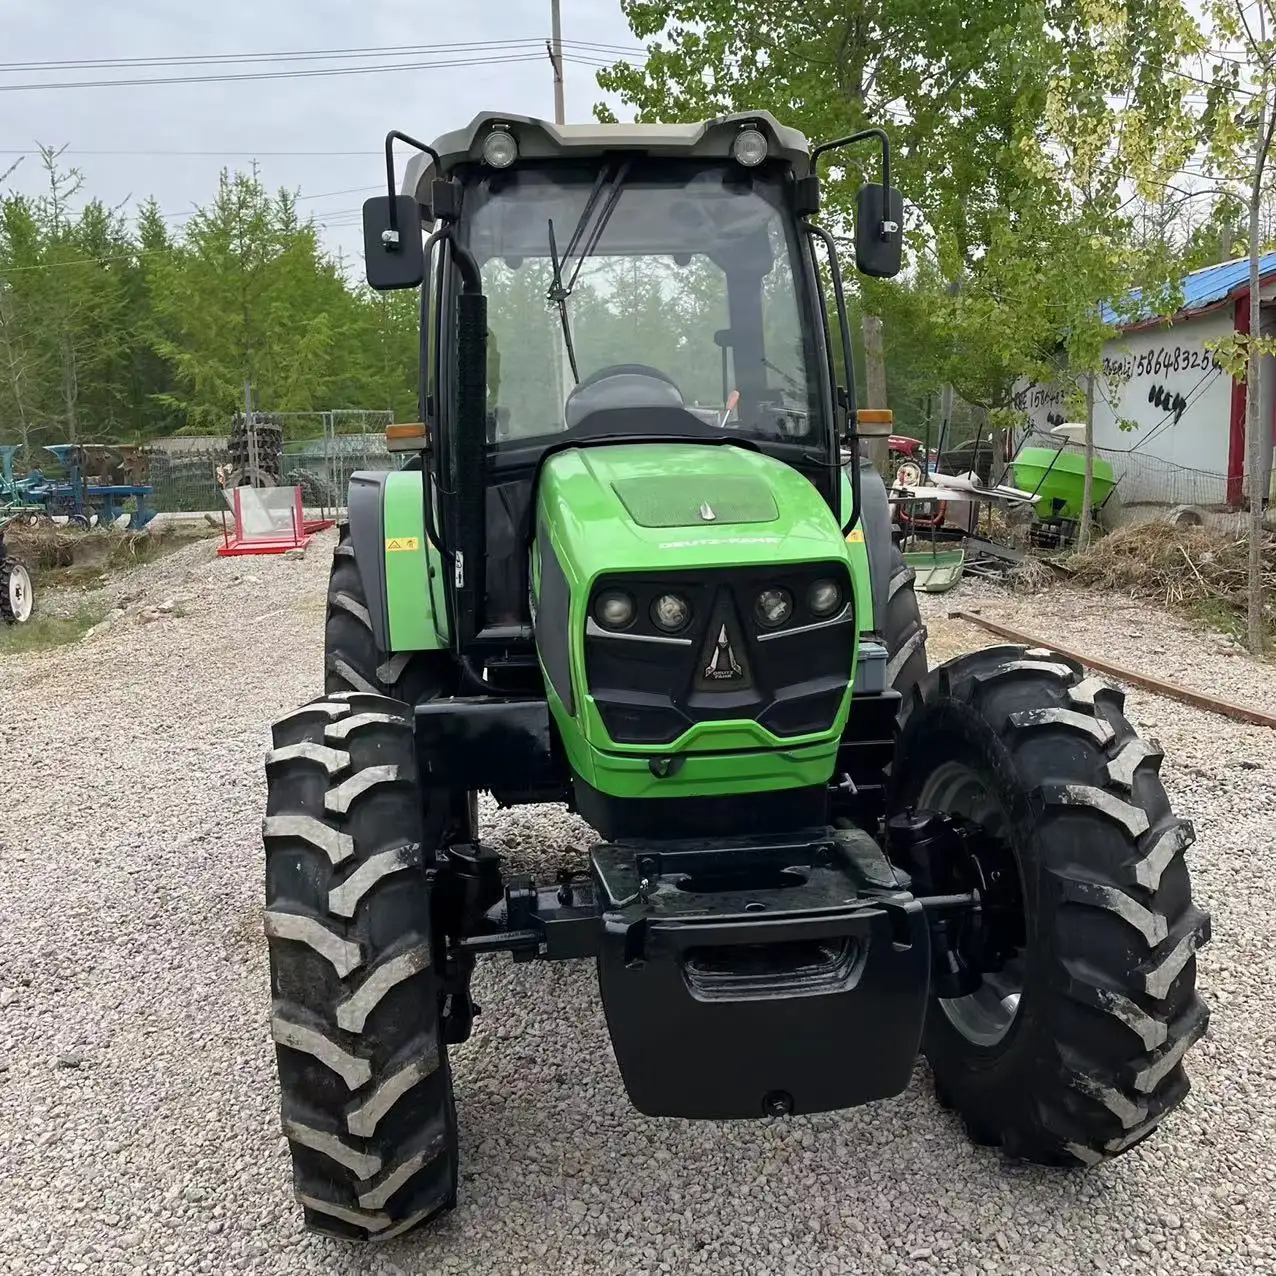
[384,130,441,245]
[810,127,896,240]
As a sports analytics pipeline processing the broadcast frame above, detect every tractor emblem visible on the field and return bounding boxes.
[704,624,743,680]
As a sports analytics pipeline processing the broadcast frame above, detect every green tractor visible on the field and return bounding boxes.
[261,112,1210,1241]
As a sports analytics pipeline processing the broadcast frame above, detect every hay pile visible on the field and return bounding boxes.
[1005,556,1058,594]
[1064,522,1276,614]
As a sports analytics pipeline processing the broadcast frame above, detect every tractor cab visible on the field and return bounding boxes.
[361,112,902,654]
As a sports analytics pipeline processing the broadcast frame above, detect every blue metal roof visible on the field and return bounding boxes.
[1102,250,1276,327]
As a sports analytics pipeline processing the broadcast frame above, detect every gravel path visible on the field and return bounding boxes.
[1,535,1273,1276]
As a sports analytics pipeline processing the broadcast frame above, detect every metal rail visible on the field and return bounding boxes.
[949,609,1276,730]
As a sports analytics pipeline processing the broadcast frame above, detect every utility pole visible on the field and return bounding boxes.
[547,0,566,124]
[860,313,889,475]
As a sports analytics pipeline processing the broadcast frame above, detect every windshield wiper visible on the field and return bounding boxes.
[545,159,632,387]
[546,218,581,384]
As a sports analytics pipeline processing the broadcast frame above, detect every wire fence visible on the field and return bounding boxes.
[141,409,397,515]
[1014,427,1244,510]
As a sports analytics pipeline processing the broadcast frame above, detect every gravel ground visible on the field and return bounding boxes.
[1,532,1273,1276]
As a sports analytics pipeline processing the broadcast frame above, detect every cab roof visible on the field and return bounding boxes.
[401,110,812,209]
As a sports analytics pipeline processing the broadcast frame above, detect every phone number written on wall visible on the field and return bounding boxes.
[1102,344,1223,380]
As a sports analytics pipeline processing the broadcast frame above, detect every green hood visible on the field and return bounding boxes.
[537,442,846,579]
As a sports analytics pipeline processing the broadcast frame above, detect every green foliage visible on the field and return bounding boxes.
[596,0,1206,423]
[0,155,418,456]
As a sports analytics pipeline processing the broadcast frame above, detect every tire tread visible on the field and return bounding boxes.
[264,695,456,1240]
[895,645,1210,1165]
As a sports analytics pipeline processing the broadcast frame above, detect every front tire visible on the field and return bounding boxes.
[891,645,1210,1165]
[264,693,458,1240]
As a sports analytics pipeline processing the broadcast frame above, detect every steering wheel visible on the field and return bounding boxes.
[564,363,686,430]
[571,363,682,394]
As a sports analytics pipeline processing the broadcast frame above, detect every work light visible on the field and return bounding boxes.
[732,127,768,167]
[482,128,518,168]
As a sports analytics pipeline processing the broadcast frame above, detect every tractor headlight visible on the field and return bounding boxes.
[732,127,768,167]
[807,579,843,617]
[754,587,792,628]
[482,128,518,168]
[595,588,636,630]
[651,592,692,632]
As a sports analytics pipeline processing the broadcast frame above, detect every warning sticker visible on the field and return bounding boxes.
[845,528,865,543]
[385,536,420,552]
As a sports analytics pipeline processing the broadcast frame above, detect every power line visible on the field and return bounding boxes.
[0,50,551,93]
[158,186,380,224]
[0,37,646,74]
[0,148,382,158]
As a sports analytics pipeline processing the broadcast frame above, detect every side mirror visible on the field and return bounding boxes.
[363,195,425,291]
[855,184,904,279]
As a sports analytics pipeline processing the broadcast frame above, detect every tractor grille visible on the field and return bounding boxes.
[583,564,854,746]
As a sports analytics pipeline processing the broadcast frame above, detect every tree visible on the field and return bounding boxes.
[595,0,1205,474]
[148,169,358,431]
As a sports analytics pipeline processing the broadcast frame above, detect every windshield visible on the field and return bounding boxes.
[460,161,824,449]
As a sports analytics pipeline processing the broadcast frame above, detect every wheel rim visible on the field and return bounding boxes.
[917,761,1025,1048]
[6,563,33,623]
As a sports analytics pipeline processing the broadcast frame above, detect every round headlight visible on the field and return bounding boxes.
[732,127,768,167]
[808,579,843,617]
[595,589,636,630]
[651,592,692,632]
[755,587,792,628]
[482,129,518,168]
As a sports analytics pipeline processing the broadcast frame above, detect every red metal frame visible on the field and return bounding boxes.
[217,485,335,557]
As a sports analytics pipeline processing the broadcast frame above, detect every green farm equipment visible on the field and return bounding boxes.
[1011,435,1117,550]
[260,113,1210,1241]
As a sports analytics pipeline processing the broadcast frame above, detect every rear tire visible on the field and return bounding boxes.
[891,645,1210,1165]
[264,692,458,1241]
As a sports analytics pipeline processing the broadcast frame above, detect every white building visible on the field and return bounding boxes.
[1013,253,1276,509]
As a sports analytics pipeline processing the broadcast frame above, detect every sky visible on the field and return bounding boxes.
[0,0,642,267]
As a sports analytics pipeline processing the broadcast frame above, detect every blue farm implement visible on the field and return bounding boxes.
[0,443,157,530]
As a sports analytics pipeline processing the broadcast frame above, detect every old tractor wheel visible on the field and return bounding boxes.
[224,465,279,490]
[264,693,458,1241]
[891,645,1210,1166]
[883,544,928,704]
[226,414,284,487]
[324,525,450,708]
[0,557,34,624]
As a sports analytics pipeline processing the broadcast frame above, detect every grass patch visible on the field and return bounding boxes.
[0,606,102,654]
